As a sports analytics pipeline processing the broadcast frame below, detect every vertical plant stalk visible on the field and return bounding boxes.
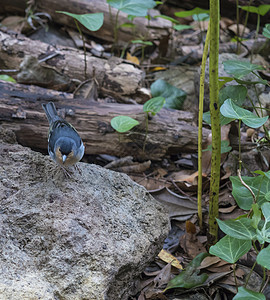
[236,0,240,54]
[74,19,87,80]
[197,24,211,229]
[208,0,220,244]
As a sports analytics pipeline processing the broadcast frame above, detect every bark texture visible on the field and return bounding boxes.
[0,81,211,160]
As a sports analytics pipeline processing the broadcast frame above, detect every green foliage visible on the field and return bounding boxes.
[220,99,268,128]
[216,218,257,240]
[257,245,270,269]
[150,79,186,110]
[0,75,16,83]
[233,287,266,300]
[111,116,139,133]
[131,40,153,46]
[143,97,165,115]
[230,173,270,210]
[239,4,270,16]
[223,60,264,78]
[56,11,104,31]
[262,24,270,39]
[175,7,210,18]
[164,253,208,291]
[192,13,209,22]
[173,24,193,31]
[202,140,232,154]
[209,235,251,263]
[154,14,179,24]
[107,0,156,17]
[203,85,249,126]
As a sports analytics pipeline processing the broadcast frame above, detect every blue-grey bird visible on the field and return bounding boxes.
[42,102,85,168]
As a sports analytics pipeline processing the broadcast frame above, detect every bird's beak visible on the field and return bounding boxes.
[62,154,67,164]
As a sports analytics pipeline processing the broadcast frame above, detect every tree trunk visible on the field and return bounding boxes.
[0,81,210,160]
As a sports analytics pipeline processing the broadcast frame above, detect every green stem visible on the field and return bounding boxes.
[143,113,149,153]
[244,258,257,287]
[208,0,220,244]
[233,264,238,292]
[197,23,211,230]
[74,19,87,80]
[236,0,240,54]
[238,120,242,171]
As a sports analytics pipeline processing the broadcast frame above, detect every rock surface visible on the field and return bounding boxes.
[0,131,169,300]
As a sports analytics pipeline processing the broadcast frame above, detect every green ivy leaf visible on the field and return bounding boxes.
[218,76,234,89]
[56,12,104,31]
[217,218,257,240]
[143,97,165,115]
[175,7,210,18]
[150,79,186,110]
[131,40,153,46]
[263,24,270,39]
[173,24,193,31]
[0,75,16,83]
[192,13,209,21]
[164,253,208,291]
[239,4,270,16]
[111,116,139,133]
[209,235,251,263]
[230,174,270,210]
[220,99,268,128]
[251,203,262,229]
[154,15,179,24]
[257,245,270,270]
[219,85,247,106]
[233,286,266,300]
[223,60,264,78]
[107,0,156,16]
[202,140,232,154]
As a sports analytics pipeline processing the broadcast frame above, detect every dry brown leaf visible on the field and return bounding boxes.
[158,249,182,269]
[130,175,170,191]
[185,220,196,234]
[126,52,140,65]
[180,233,206,258]
[219,205,237,213]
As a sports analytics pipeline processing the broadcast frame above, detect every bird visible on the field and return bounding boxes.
[42,102,85,173]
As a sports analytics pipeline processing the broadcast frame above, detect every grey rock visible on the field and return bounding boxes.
[0,137,169,299]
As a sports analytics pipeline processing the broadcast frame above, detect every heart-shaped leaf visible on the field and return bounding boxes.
[56,12,104,31]
[143,97,165,115]
[219,85,247,106]
[223,60,264,78]
[209,235,251,263]
[220,99,268,128]
[257,245,270,270]
[151,79,186,110]
[263,24,270,39]
[217,218,257,240]
[111,116,139,133]
[239,4,270,16]
[107,0,156,16]
[233,286,266,300]
[230,173,270,210]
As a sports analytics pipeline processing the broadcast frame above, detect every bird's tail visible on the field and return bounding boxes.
[42,102,59,124]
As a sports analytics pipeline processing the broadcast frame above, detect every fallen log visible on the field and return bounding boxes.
[0,81,210,160]
[0,0,170,44]
[0,30,143,101]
